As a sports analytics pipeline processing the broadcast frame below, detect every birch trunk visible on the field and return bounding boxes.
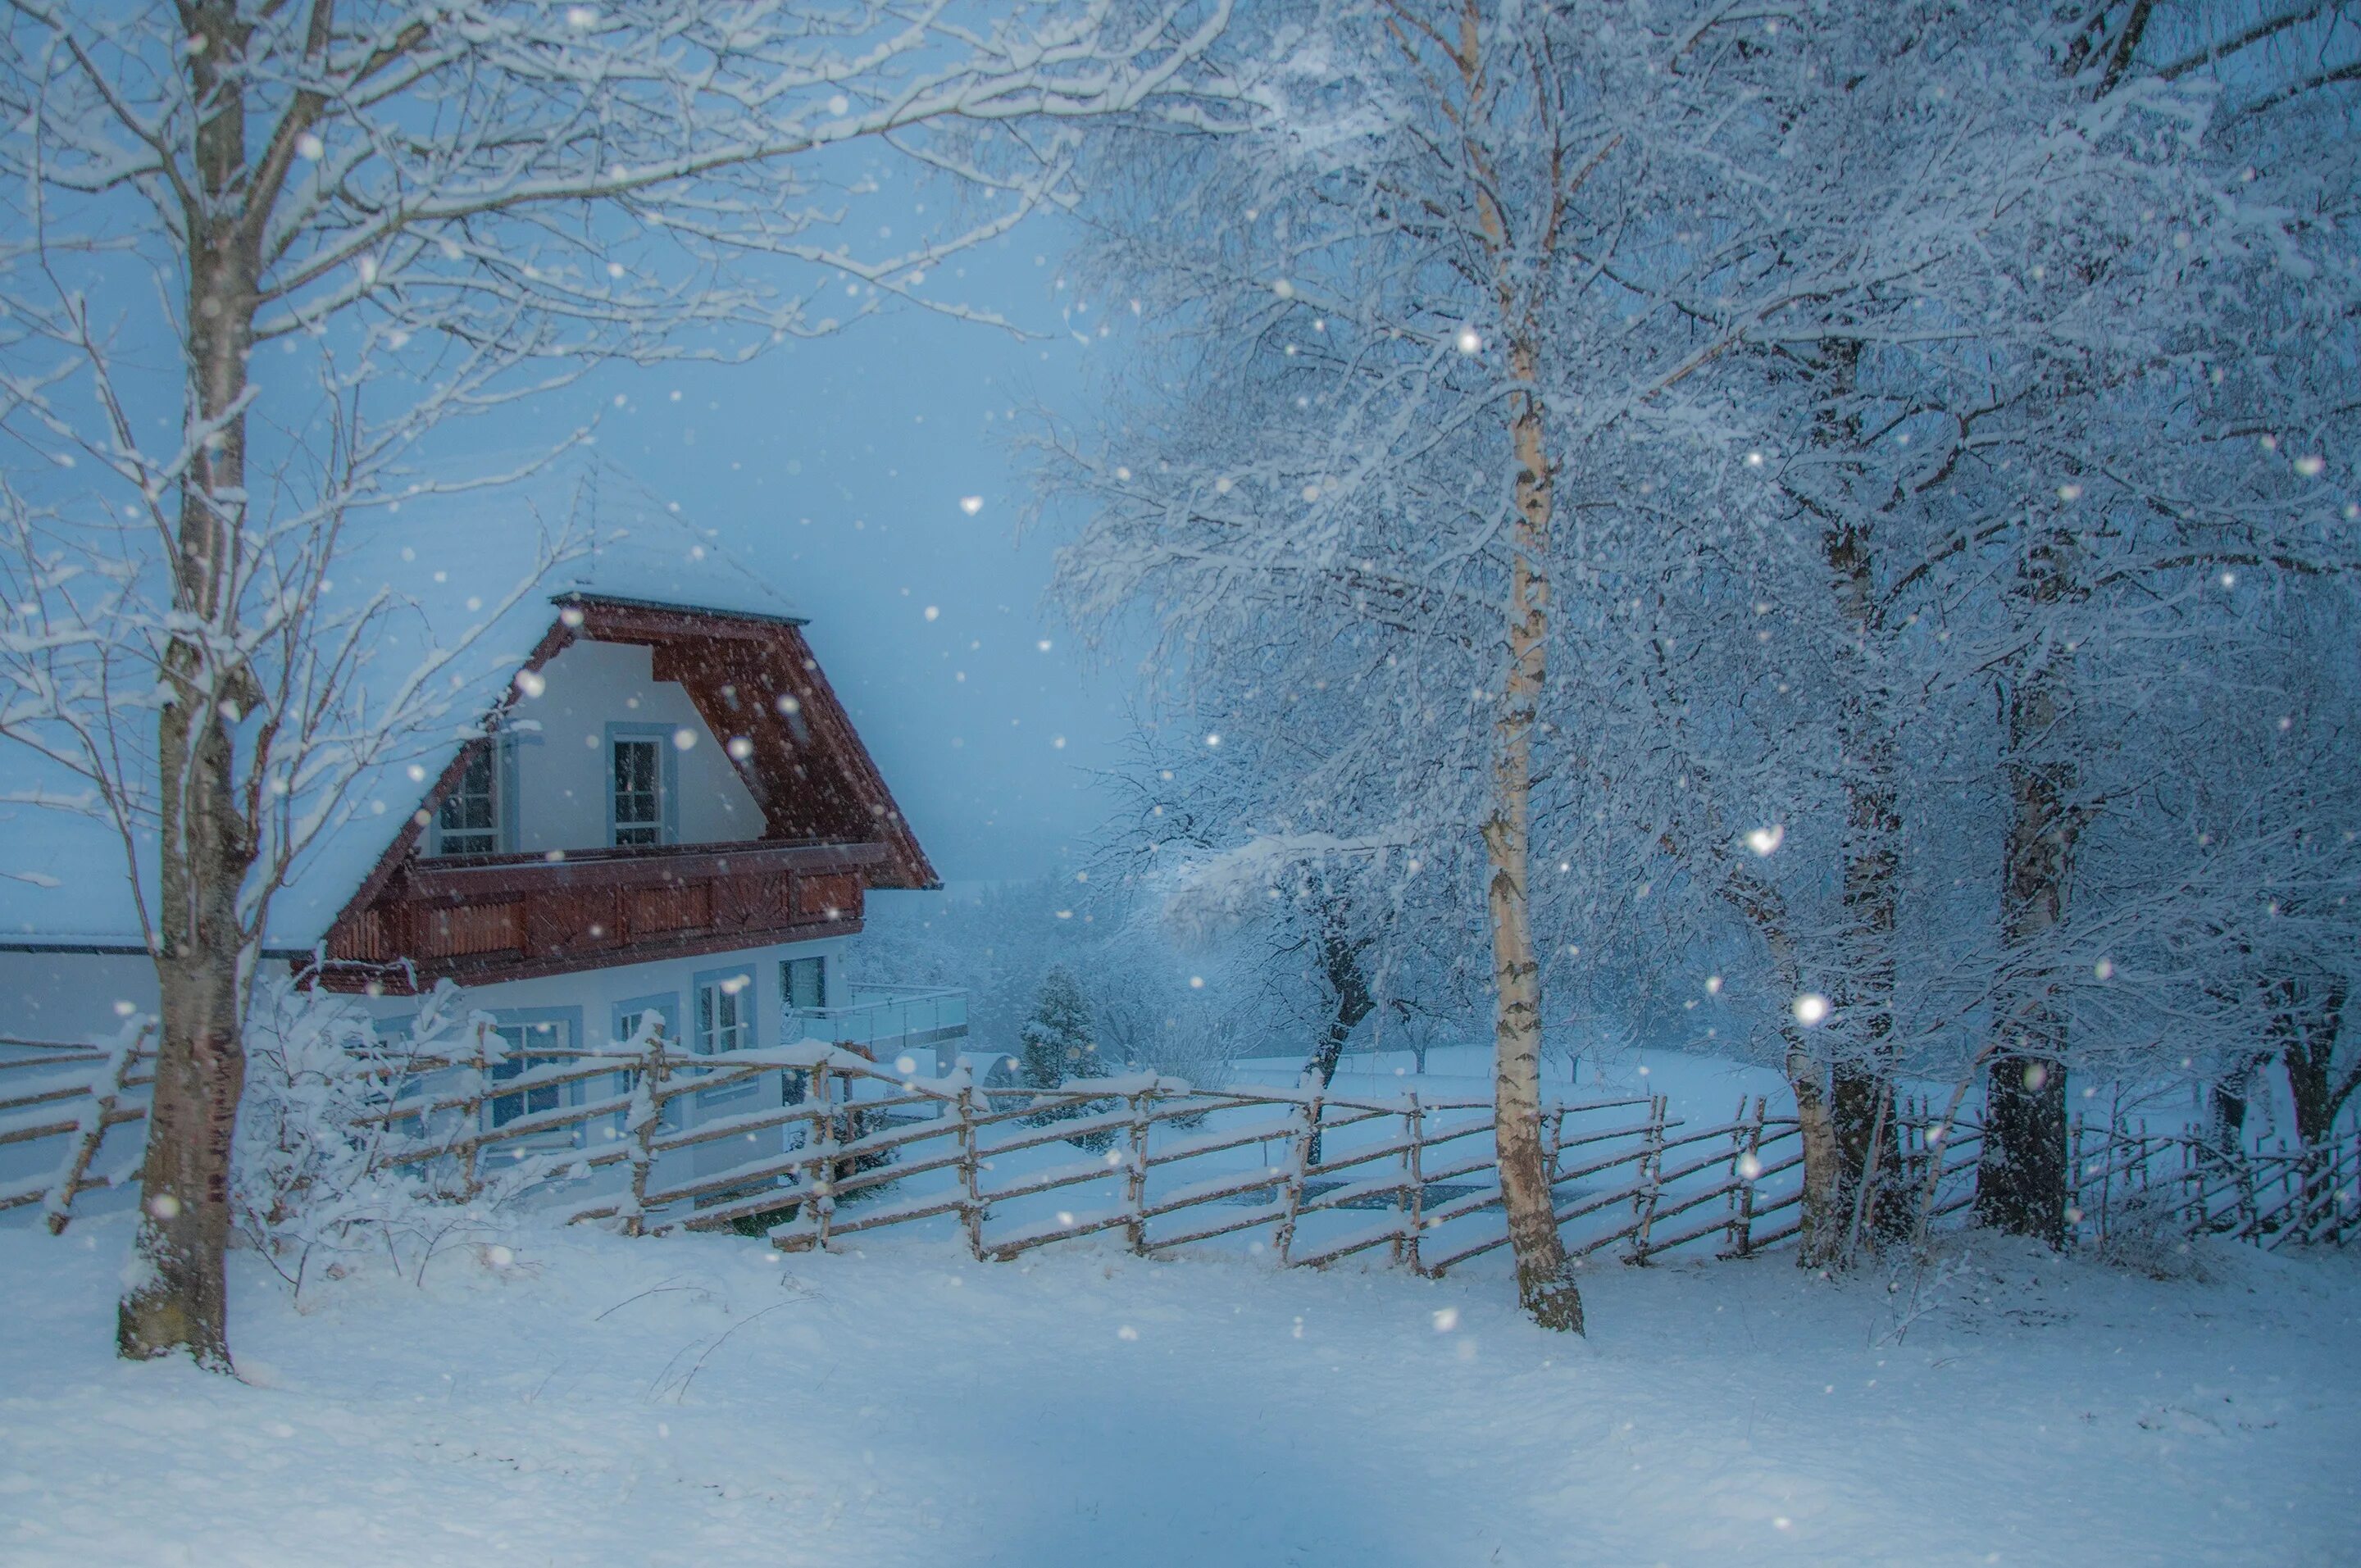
[119,2,267,1368]
[1485,335,1581,1333]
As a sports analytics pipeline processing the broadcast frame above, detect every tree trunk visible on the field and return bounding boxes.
[2279,979,2351,1149]
[1788,1044,1847,1270]
[1302,913,1374,1166]
[1712,852,1849,1268]
[1817,341,1908,1255]
[121,2,265,1368]
[2277,979,2354,1224]
[2208,1052,2264,1157]
[1976,561,2074,1246]
[1484,338,1581,1334]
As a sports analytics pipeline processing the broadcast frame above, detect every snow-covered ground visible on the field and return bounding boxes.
[4,1211,2356,1566]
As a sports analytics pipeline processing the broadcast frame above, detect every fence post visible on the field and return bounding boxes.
[807,1060,839,1251]
[2069,1111,2087,1243]
[1726,1094,1765,1258]
[1124,1087,1152,1254]
[957,1078,984,1261]
[1401,1092,1426,1275]
[45,1020,151,1235]
[1629,1093,1667,1264]
[1274,1087,1321,1266]
[462,1018,492,1199]
[621,1028,670,1238]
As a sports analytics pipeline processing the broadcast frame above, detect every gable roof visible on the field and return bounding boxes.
[326,593,936,942]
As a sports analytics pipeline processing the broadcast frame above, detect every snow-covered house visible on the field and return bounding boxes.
[0,542,966,1108]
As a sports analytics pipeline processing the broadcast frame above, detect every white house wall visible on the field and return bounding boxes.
[0,950,158,1046]
[356,929,850,1048]
[356,929,852,1186]
[512,639,767,851]
[0,928,846,1061]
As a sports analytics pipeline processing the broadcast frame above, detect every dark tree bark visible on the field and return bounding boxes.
[1976,536,2077,1247]
[2276,979,2355,1225]
[1301,908,1375,1167]
[2207,1051,2269,1157]
[2277,978,2354,1150]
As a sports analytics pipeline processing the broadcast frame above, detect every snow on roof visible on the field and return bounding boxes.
[0,503,806,950]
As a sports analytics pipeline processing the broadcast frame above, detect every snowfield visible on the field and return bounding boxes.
[2,1216,2356,1566]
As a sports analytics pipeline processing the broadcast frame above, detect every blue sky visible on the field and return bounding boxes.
[580,223,1133,882]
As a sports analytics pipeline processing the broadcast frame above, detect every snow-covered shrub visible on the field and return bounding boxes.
[234,977,526,1298]
[2087,1188,2215,1281]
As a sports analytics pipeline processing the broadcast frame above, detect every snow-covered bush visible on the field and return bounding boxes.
[234,977,525,1298]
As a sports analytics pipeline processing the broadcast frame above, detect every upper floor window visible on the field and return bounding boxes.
[611,736,663,847]
[433,741,504,857]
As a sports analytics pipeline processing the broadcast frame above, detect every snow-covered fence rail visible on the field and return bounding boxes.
[316,1043,1845,1273]
[183,1028,1808,1271]
[2068,1110,2361,1250]
[13,1025,2350,1266]
[0,1025,155,1229]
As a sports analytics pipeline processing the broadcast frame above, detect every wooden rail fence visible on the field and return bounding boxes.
[7,1025,2352,1263]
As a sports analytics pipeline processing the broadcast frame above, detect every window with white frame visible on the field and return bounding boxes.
[611,736,663,847]
[434,742,503,856]
[780,957,826,1108]
[694,968,756,1104]
[487,1018,568,1129]
[782,956,826,1014]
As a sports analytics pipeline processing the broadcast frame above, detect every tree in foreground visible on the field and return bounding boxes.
[0,0,1241,1370]
[1045,0,1772,1331]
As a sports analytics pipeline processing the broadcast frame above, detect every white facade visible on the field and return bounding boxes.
[0,932,847,1054]
[0,949,159,1045]
[438,638,769,858]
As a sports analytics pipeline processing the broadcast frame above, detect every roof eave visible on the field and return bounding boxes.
[551,589,810,629]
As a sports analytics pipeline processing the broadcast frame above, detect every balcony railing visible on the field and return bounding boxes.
[324,836,886,991]
[786,983,968,1058]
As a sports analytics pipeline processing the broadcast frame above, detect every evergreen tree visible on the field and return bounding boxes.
[1019,967,1112,1148]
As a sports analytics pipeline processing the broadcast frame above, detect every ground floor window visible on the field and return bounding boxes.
[694,966,757,1105]
[783,955,826,1013]
[487,1016,569,1129]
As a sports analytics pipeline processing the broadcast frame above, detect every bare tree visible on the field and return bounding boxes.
[0,0,1240,1370]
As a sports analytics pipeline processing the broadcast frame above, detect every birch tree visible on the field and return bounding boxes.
[1047,0,1831,1328]
[0,0,1240,1370]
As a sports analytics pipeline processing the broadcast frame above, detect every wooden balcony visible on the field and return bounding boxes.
[322,838,883,992]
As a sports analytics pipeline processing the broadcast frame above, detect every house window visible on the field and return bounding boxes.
[694,967,757,1104]
[697,973,752,1055]
[611,737,663,847]
[487,1018,568,1129]
[783,956,826,1013]
[434,743,502,856]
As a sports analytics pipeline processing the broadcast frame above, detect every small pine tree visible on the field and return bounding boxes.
[1019,966,1112,1147]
